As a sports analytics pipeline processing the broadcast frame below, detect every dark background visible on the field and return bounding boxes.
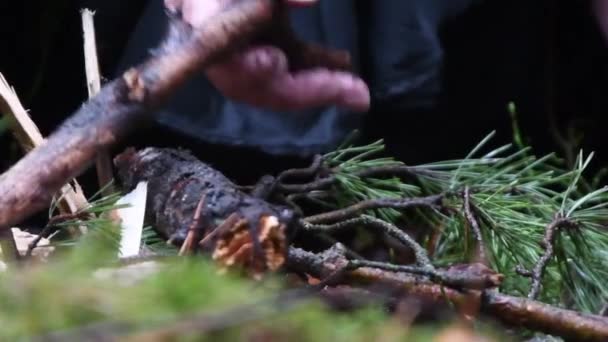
[1,0,608,188]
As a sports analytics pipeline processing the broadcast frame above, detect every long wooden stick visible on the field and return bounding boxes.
[0,0,277,230]
[81,9,115,197]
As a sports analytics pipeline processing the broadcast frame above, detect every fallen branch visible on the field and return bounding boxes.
[286,245,608,341]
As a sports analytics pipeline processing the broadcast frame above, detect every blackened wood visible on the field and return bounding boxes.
[114,147,295,243]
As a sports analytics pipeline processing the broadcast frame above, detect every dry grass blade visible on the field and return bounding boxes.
[82,8,115,198]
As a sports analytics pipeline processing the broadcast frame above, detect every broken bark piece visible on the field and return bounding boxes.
[114,147,294,276]
[213,215,287,279]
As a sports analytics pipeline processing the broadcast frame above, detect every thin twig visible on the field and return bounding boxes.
[179,195,207,256]
[276,165,442,194]
[26,212,91,257]
[528,215,575,299]
[278,155,324,183]
[347,260,502,290]
[303,195,443,224]
[302,215,501,290]
[301,215,432,266]
[198,213,245,248]
[463,187,486,263]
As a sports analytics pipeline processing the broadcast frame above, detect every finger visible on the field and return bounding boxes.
[267,69,370,112]
[206,46,288,88]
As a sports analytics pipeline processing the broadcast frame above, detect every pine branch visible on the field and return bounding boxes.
[291,134,608,313]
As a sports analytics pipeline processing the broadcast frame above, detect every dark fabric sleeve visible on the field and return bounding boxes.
[363,0,478,111]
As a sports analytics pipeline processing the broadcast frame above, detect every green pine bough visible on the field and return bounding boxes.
[319,131,608,314]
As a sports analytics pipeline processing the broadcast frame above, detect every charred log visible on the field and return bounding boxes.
[114,147,295,277]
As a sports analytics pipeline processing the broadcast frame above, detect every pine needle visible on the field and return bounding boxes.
[324,133,608,313]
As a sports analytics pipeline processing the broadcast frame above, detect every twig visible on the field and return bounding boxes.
[81,9,115,197]
[198,213,243,249]
[276,165,442,194]
[179,194,207,256]
[303,195,443,224]
[527,215,575,299]
[347,260,502,290]
[275,154,324,184]
[301,215,432,266]
[26,212,92,257]
[286,245,608,341]
[463,187,486,263]
[302,216,501,290]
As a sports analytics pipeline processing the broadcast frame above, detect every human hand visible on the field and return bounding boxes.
[165,0,370,112]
